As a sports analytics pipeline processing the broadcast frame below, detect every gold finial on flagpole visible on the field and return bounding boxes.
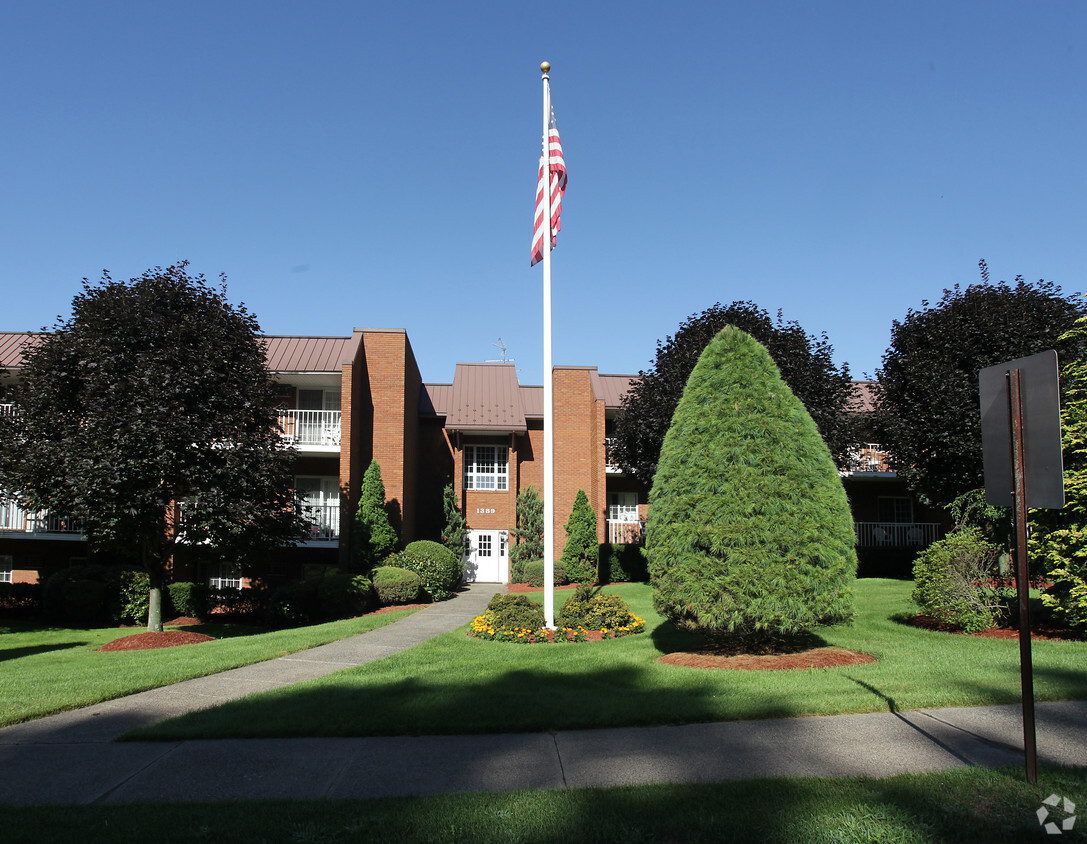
[540,61,551,75]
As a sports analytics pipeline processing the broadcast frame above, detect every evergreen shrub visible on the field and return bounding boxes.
[912,527,1002,632]
[523,560,568,588]
[510,486,544,568]
[265,579,320,627]
[318,573,373,618]
[557,584,644,634]
[646,327,857,638]
[43,565,152,626]
[372,566,421,605]
[353,460,399,570]
[395,540,463,600]
[167,582,209,620]
[597,544,649,583]
[560,489,598,583]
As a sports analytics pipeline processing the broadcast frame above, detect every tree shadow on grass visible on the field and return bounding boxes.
[0,641,89,662]
[649,618,830,656]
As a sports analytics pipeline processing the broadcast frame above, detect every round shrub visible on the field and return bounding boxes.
[483,594,545,630]
[394,540,463,601]
[912,527,1002,632]
[265,580,320,627]
[372,566,422,605]
[523,560,568,588]
[558,585,644,634]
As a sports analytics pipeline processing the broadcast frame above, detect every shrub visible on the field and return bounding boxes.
[912,527,1002,632]
[372,566,422,605]
[557,585,644,635]
[560,489,598,583]
[394,540,463,601]
[523,560,568,588]
[318,573,373,618]
[597,544,649,584]
[482,594,545,630]
[111,568,150,625]
[646,327,856,638]
[439,482,466,558]
[265,580,320,627]
[511,486,544,567]
[167,582,210,620]
[43,564,151,626]
[0,582,42,618]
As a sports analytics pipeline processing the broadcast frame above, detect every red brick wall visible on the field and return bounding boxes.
[551,368,607,559]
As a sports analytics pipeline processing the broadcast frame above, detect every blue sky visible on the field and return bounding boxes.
[3,1,1084,385]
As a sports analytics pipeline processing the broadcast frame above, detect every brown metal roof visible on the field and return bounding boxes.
[444,363,527,432]
[420,383,453,416]
[262,335,360,372]
[597,374,635,408]
[0,332,42,369]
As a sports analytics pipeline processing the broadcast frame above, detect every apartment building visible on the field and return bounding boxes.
[0,329,930,586]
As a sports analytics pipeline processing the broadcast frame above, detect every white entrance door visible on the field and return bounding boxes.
[463,529,508,583]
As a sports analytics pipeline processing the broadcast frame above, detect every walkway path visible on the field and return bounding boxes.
[1,584,1084,806]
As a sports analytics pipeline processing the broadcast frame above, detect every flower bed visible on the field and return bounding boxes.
[469,613,645,644]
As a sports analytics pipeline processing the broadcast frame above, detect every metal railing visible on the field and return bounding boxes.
[854,521,941,548]
[278,410,342,448]
[0,500,83,535]
[0,403,14,417]
[842,443,893,474]
[303,503,340,540]
[607,519,645,545]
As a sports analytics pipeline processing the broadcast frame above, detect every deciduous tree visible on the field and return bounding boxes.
[612,301,853,482]
[875,262,1087,505]
[0,264,308,631]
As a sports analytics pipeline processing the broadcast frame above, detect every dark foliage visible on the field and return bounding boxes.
[0,263,309,630]
[167,582,210,620]
[0,582,42,618]
[439,482,466,558]
[875,263,1087,505]
[597,543,649,584]
[612,301,854,482]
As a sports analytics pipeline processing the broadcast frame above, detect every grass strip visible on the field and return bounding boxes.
[0,607,420,726]
[132,579,1087,740]
[5,764,1085,843]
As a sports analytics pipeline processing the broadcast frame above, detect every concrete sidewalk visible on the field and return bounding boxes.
[2,583,1085,805]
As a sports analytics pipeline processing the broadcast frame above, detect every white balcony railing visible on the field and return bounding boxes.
[303,503,340,541]
[278,410,342,448]
[0,403,14,417]
[854,521,941,548]
[842,443,893,474]
[0,499,83,535]
[607,519,644,545]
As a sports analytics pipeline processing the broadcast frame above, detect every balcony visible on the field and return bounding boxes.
[854,521,941,548]
[0,500,84,537]
[278,410,342,452]
[302,502,340,542]
[607,519,644,545]
[842,443,894,475]
[0,403,14,417]
[605,438,623,474]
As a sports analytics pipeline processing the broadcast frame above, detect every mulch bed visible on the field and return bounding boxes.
[905,614,1084,642]
[97,630,215,652]
[657,646,876,671]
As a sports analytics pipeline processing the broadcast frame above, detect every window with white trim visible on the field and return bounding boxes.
[608,492,639,522]
[0,555,12,584]
[465,445,508,491]
[877,496,914,524]
[208,563,242,590]
[478,533,492,557]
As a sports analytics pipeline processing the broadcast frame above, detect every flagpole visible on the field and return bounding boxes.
[540,60,556,629]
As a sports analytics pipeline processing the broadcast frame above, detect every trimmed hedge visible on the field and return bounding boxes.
[0,582,42,618]
[167,582,210,620]
[597,544,649,584]
[523,560,568,588]
[372,566,422,605]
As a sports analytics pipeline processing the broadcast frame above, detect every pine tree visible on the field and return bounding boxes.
[560,489,598,583]
[510,486,544,566]
[439,481,466,558]
[352,460,398,570]
[646,327,856,638]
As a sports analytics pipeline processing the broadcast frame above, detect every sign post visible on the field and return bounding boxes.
[979,350,1064,785]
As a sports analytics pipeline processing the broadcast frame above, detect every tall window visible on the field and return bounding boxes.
[608,492,639,522]
[878,496,914,524]
[208,563,241,590]
[465,445,508,491]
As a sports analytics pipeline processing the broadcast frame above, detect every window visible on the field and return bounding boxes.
[0,555,12,584]
[478,533,492,557]
[208,563,241,590]
[465,445,508,491]
[608,492,639,522]
[878,496,914,524]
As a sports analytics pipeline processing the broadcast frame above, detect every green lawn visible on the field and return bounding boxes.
[130,579,1087,740]
[6,764,1085,843]
[0,607,419,726]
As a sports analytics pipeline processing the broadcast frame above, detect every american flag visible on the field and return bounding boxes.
[530,105,567,266]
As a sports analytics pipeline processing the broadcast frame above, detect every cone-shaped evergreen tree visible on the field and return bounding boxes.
[646,327,856,637]
[353,459,399,570]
